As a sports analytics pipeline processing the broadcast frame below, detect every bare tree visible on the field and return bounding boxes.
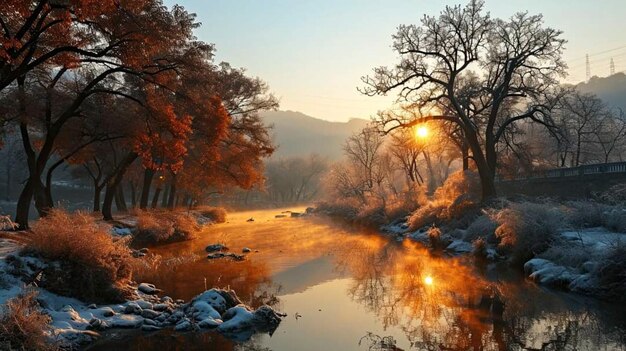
[361,0,566,201]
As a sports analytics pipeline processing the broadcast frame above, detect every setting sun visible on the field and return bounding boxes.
[424,276,434,285]
[415,126,429,139]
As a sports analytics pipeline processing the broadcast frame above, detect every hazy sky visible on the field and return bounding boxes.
[164,0,626,122]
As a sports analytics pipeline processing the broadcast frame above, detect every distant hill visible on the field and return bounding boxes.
[261,110,370,159]
[576,73,626,111]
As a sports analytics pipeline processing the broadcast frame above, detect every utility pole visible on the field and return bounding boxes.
[610,58,616,76]
[586,54,591,81]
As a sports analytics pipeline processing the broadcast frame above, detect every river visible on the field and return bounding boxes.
[89,208,626,351]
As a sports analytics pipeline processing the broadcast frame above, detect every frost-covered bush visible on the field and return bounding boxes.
[472,237,488,259]
[564,201,610,228]
[604,208,626,233]
[463,215,498,244]
[0,290,58,351]
[198,206,227,223]
[407,170,480,230]
[427,226,448,250]
[539,242,593,269]
[593,242,626,300]
[27,209,133,303]
[596,184,626,205]
[133,210,200,245]
[493,202,565,266]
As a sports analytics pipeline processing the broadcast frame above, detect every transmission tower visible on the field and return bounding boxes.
[610,58,616,75]
[586,54,591,81]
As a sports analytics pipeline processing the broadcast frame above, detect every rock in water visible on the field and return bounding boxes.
[138,283,161,295]
[242,247,252,253]
[205,243,228,252]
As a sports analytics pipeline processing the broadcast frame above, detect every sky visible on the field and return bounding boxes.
[163,0,626,122]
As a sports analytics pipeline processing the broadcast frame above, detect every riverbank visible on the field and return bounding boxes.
[372,199,626,302]
[0,209,282,350]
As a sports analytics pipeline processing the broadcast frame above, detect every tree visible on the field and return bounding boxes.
[361,0,566,201]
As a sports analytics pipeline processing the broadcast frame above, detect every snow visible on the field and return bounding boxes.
[0,251,284,348]
[111,227,132,236]
[446,240,473,254]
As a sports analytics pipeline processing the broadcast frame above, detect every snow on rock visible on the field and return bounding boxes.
[1,252,284,349]
[111,227,132,236]
[524,258,579,287]
[138,283,162,295]
[446,240,473,254]
[380,221,409,235]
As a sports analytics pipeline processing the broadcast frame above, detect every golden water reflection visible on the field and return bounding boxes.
[97,208,625,350]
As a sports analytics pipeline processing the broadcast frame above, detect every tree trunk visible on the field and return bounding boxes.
[462,143,469,170]
[130,181,137,208]
[103,153,138,221]
[151,188,161,209]
[139,168,155,209]
[115,185,128,212]
[93,185,102,212]
[167,174,177,209]
[14,178,35,229]
[161,185,170,208]
[466,129,497,201]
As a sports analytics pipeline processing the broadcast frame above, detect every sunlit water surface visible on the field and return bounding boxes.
[89,208,626,351]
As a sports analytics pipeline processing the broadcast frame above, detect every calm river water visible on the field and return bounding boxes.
[89,208,626,351]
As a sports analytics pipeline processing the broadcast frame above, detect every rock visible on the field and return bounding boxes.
[242,247,251,253]
[207,253,226,259]
[198,318,222,329]
[124,302,142,315]
[305,207,315,214]
[161,296,174,304]
[138,283,161,295]
[109,314,144,329]
[205,244,228,252]
[141,309,160,319]
[274,214,287,218]
[246,218,254,222]
[99,307,116,317]
[141,324,162,332]
[112,227,132,236]
[87,304,97,309]
[174,319,193,331]
[153,303,170,312]
[88,318,109,331]
[135,300,154,310]
[139,248,149,254]
[143,318,158,326]
[290,212,302,218]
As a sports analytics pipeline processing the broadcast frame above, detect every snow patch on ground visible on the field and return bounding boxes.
[0,252,283,348]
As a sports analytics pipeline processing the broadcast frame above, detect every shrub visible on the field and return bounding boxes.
[27,210,133,303]
[472,237,488,259]
[563,201,609,228]
[593,242,626,301]
[604,208,626,233]
[133,211,200,245]
[427,226,448,250]
[407,170,480,230]
[0,215,18,230]
[0,290,58,351]
[596,184,626,205]
[198,206,227,223]
[464,215,498,244]
[539,241,592,269]
[492,202,565,266]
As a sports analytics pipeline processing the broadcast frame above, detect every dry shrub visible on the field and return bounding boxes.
[472,237,488,259]
[133,210,200,245]
[492,202,564,266]
[593,241,626,301]
[564,201,610,228]
[27,209,133,303]
[539,242,592,269]
[464,215,498,244]
[427,226,447,250]
[604,208,626,233]
[596,184,626,205]
[0,290,58,351]
[198,206,227,223]
[0,215,18,230]
[407,170,480,230]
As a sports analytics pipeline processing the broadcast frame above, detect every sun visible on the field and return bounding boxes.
[415,126,429,139]
[424,275,433,286]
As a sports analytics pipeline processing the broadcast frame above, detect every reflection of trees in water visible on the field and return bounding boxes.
[334,240,625,350]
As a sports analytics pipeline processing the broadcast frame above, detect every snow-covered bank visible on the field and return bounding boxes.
[0,252,283,348]
[381,217,626,300]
